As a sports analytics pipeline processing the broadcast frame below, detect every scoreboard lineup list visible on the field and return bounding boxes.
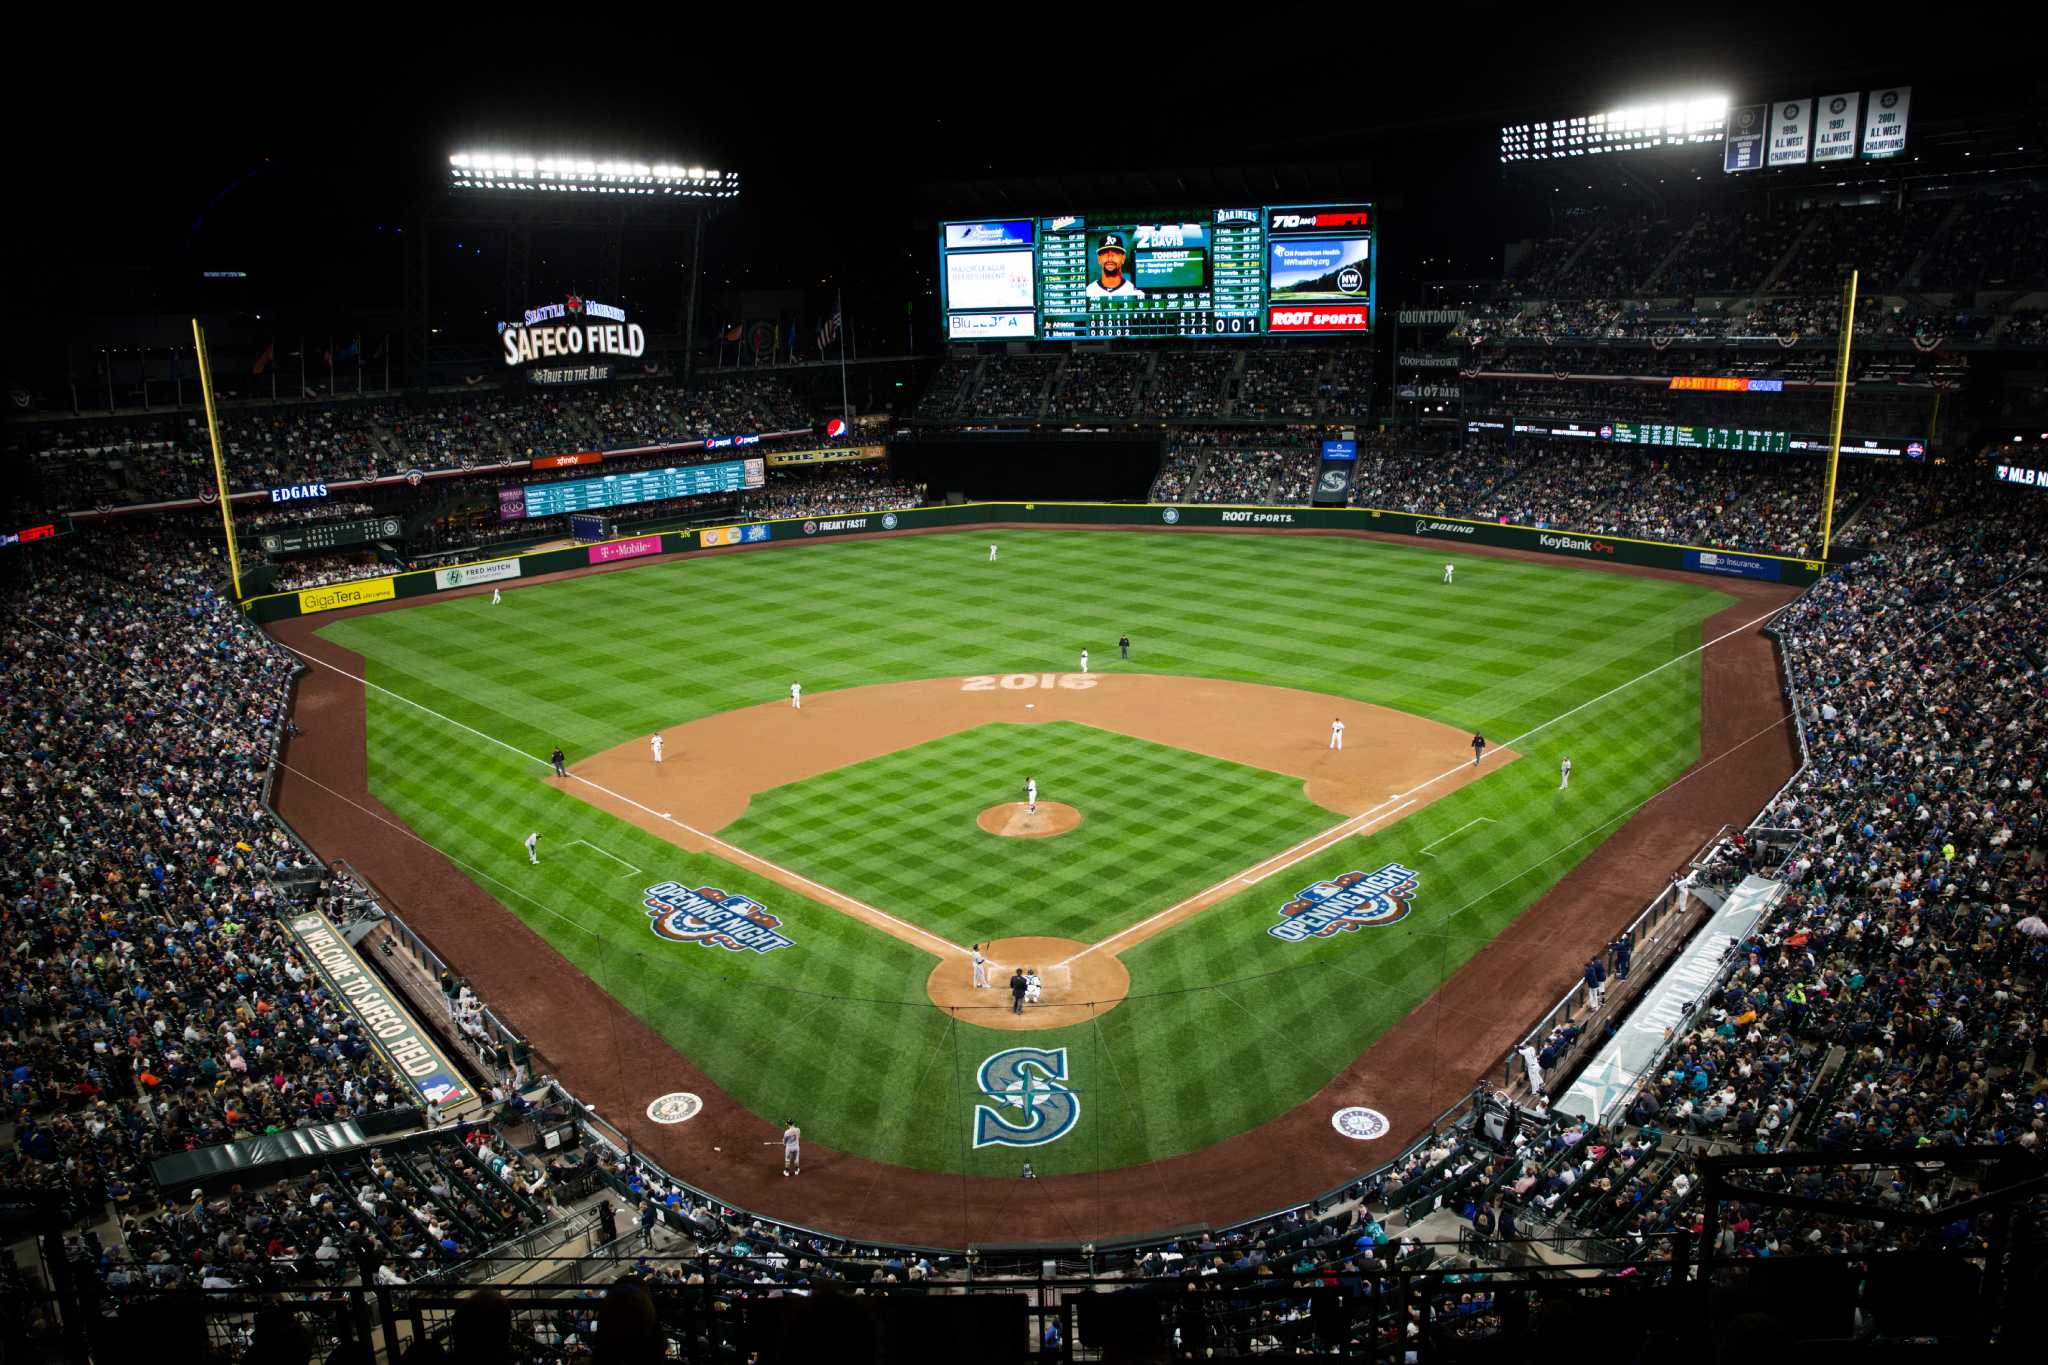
[1038,215,1266,338]
[941,204,1374,341]
[501,457,764,520]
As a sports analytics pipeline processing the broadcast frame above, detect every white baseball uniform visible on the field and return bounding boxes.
[523,832,539,865]
[1025,971,1042,1004]
[972,948,989,989]
[790,683,801,710]
[1560,757,1572,790]
[1025,778,1037,814]
[652,735,664,763]
[989,544,998,562]
[1330,719,1345,750]
[782,1123,800,1175]
[1444,564,1454,584]
[491,588,502,605]
[1080,649,1089,674]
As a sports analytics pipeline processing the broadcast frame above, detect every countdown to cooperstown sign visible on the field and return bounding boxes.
[499,296,647,367]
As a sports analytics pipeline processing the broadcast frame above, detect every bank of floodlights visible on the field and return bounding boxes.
[448,153,740,199]
[1500,94,1728,163]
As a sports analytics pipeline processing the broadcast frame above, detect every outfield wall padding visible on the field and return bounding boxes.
[243,503,1823,623]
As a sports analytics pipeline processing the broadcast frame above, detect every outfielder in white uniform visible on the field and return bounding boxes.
[1560,756,1572,790]
[523,832,540,865]
[971,945,989,989]
[1080,649,1089,674]
[782,1121,800,1177]
[1330,718,1345,750]
[989,544,998,562]
[1444,563,1454,584]
[492,588,502,605]
[651,734,664,763]
[790,682,802,710]
[1025,969,1042,1005]
[1025,778,1037,814]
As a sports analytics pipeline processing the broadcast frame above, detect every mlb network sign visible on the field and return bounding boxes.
[1269,865,1419,942]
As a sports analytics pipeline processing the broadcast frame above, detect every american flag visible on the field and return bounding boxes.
[817,305,842,351]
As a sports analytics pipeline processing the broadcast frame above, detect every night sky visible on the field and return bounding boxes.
[7,9,2033,349]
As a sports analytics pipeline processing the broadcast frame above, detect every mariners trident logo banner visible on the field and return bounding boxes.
[1269,864,1419,941]
[643,882,794,954]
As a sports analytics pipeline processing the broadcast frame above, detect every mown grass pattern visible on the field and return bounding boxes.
[323,530,1730,1174]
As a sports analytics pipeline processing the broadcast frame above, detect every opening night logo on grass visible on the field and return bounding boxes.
[642,882,794,954]
[973,1047,1080,1148]
[1268,865,1420,942]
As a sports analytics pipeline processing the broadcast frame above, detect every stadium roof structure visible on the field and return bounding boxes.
[449,152,740,200]
[914,158,1386,220]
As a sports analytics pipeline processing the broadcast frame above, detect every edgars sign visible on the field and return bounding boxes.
[499,294,645,367]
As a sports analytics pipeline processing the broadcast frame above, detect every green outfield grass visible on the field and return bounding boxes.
[318,529,1733,1175]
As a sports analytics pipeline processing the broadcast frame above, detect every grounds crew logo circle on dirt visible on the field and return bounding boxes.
[643,881,795,954]
[1331,1106,1390,1140]
[972,1046,1080,1148]
[646,1092,704,1124]
[1269,864,1420,941]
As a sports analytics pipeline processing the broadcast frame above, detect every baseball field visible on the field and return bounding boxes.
[274,525,1796,1237]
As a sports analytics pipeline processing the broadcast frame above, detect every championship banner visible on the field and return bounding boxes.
[764,443,888,467]
[1767,98,1814,166]
[298,576,395,614]
[1811,93,1860,162]
[1722,104,1766,173]
[282,913,477,1115]
[1860,87,1910,159]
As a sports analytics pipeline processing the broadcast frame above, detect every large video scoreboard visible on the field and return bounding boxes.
[939,205,1374,341]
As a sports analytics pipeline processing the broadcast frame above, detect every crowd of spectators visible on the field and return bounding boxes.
[1045,352,1148,417]
[736,462,926,520]
[0,524,421,1237]
[1916,189,2048,290]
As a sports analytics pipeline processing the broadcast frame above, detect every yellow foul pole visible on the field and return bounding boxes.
[1819,270,1858,562]
[190,319,243,599]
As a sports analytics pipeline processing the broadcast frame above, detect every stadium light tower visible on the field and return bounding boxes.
[448,151,741,199]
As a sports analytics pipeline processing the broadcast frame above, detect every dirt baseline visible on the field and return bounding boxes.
[268,528,1799,1248]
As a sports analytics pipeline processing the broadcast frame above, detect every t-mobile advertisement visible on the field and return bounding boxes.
[588,535,663,565]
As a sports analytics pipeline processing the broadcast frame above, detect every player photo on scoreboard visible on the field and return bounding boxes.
[1086,224,1211,300]
[1268,237,1371,304]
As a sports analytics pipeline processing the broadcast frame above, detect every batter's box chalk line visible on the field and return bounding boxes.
[569,839,642,878]
[1420,817,1495,858]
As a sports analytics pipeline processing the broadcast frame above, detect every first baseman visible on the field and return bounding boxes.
[1329,718,1345,750]
[1025,777,1038,814]
[524,832,540,865]
[1559,756,1572,790]
[790,682,802,710]
[782,1120,801,1176]
[651,734,664,763]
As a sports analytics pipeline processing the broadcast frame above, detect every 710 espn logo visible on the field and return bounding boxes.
[1267,306,1371,333]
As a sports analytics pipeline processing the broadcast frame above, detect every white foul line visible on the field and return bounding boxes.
[272,644,971,961]
[570,839,642,878]
[1420,817,1495,858]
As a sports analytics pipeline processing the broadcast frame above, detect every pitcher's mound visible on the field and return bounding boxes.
[977,801,1081,838]
[929,935,1131,1030]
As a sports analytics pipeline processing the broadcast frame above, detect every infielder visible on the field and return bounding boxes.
[971,944,989,989]
[1025,777,1038,814]
[989,544,999,562]
[651,734,664,763]
[1080,648,1089,674]
[1444,563,1454,585]
[1559,756,1572,790]
[790,682,802,710]
[492,588,502,605]
[523,832,540,865]
[1330,718,1345,750]
[1471,733,1487,767]
[782,1120,801,1177]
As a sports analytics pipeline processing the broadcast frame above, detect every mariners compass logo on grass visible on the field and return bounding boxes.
[643,881,795,954]
[972,1047,1080,1149]
[1268,864,1420,942]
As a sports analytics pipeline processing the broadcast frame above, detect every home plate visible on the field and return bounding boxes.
[1026,704,1035,709]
